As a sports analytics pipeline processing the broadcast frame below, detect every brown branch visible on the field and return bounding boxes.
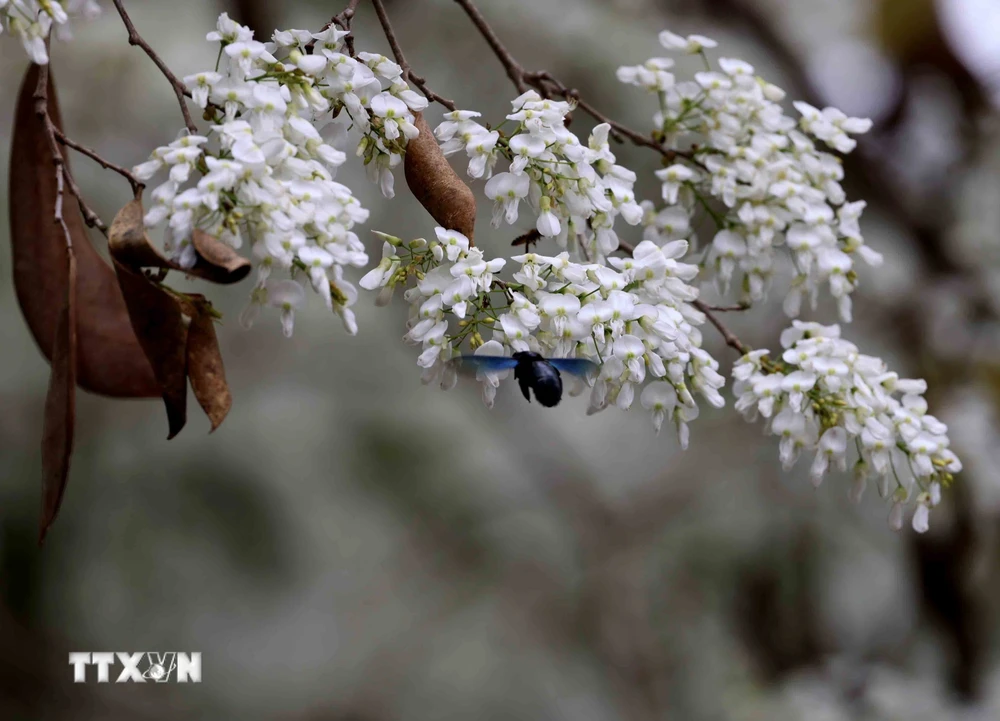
[53,127,143,194]
[33,64,107,235]
[451,0,695,164]
[692,299,748,355]
[309,0,361,56]
[527,69,688,160]
[452,0,528,94]
[370,0,458,111]
[111,0,198,134]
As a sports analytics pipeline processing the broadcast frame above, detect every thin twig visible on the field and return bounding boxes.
[309,0,361,56]
[370,0,458,112]
[53,127,143,194]
[527,70,688,161]
[692,299,748,355]
[451,0,697,164]
[111,0,198,133]
[33,63,107,235]
[452,0,528,94]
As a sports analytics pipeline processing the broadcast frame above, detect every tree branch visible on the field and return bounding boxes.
[526,69,688,160]
[692,299,749,355]
[310,0,361,56]
[451,0,693,163]
[32,63,107,235]
[53,127,143,194]
[111,0,198,134]
[452,0,528,94]
[370,0,458,111]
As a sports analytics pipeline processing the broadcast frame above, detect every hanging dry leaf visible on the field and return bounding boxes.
[109,199,243,439]
[9,64,159,398]
[191,229,251,284]
[39,251,78,544]
[106,196,177,269]
[184,296,232,432]
[111,260,189,439]
[108,197,251,283]
[404,112,477,240]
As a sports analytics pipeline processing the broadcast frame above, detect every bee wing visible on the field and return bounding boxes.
[547,357,599,377]
[451,355,520,377]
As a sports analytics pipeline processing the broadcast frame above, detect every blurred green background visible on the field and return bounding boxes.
[2,0,1000,718]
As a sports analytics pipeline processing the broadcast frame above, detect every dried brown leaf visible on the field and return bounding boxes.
[39,251,77,544]
[109,197,252,284]
[404,112,477,240]
[190,229,251,284]
[9,64,158,398]
[112,260,189,439]
[109,200,247,437]
[184,296,232,432]
[107,196,181,271]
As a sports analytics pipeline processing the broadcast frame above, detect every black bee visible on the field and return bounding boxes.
[453,351,598,407]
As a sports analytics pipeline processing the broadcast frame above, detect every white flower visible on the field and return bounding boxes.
[474,340,511,409]
[641,381,677,433]
[536,206,561,237]
[485,172,530,227]
[659,30,718,53]
[465,130,500,179]
[266,279,306,337]
[810,426,848,486]
[655,164,695,204]
[435,228,470,262]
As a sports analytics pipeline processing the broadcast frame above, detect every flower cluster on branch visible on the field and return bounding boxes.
[734,322,960,530]
[437,92,642,259]
[358,28,961,531]
[1,4,961,533]
[360,226,722,447]
[622,33,881,320]
[130,13,431,336]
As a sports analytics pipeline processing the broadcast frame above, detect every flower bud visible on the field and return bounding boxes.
[372,230,403,246]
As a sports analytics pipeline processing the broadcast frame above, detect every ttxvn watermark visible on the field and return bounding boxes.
[68,652,201,683]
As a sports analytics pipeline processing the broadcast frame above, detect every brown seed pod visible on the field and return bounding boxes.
[404,112,477,241]
[39,250,77,544]
[108,199,239,439]
[9,64,159,398]
[183,295,232,433]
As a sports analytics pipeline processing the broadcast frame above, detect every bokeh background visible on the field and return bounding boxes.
[2,0,1000,718]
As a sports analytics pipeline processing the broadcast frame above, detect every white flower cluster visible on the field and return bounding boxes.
[357,28,962,531]
[132,13,431,336]
[619,32,882,322]
[436,100,642,259]
[733,321,961,532]
[1,0,100,64]
[360,227,724,445]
